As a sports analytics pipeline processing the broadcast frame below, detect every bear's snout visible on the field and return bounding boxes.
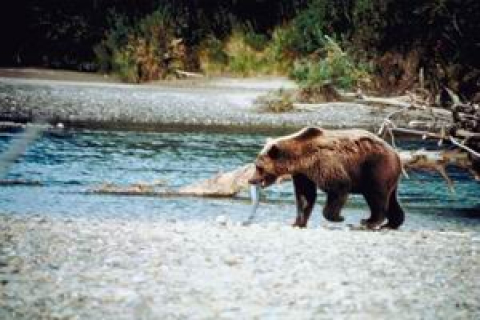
[248,168,263,185]
[249,173,277,188]
[248,177,261,185]
[248,173,264,186]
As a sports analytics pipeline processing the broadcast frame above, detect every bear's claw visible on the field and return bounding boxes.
[361,218,385,230]
[325,215,345,223]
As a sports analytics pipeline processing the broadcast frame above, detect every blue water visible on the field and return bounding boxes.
[0,129,479,231]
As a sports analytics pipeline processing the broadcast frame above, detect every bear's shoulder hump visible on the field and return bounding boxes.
[293,127,324,141]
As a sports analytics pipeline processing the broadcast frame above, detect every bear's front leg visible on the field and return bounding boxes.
[292,174,317,228]
[323,192,348,222]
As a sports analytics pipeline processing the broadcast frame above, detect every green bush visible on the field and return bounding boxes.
[259,1,342,75]
[198,36,229,74]
[111,39,139,83]
[199,27,283,77]
[290,0,329,55]
[93,12,132,73]
[264,25,299,72]
[94,9,180,82]
[241,23,269,52]
[290,36,371,90]
[255,89,295,113]
[267,0,340,60]
[225,30,266,76]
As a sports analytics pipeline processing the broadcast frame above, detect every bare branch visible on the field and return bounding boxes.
[449,136,480,158]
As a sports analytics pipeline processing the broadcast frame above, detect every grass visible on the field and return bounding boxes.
[254,89,296,113]
[290,36,371,90]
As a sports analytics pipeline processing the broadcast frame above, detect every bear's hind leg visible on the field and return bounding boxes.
[381,188,405,229]
[361,192,387,229]
[293,174,317,228]
[323,192,348,223]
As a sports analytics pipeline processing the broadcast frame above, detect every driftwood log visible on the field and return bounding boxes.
[92,148,477,198]
[92,164,255,198]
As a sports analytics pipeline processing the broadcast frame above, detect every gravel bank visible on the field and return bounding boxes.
[1,70,478,319]
[1,214,479,319]
[0,76,393,133]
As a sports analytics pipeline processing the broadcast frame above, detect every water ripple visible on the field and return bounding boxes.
[0,129,478,231]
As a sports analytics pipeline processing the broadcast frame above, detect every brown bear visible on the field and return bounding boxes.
[248,127,404,229]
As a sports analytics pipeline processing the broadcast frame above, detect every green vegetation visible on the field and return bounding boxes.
[94,9,191,83]
[254,89,296,113]
[4,0,480,98]
[290,36,371,90]
[199,26,287,76]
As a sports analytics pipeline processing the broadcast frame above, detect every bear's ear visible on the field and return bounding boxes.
[296,127,323,141]
[267,143,282,159]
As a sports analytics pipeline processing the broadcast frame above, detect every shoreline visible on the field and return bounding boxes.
[1,214,479,319]
[1,68,479,319]
[0,68,394,134]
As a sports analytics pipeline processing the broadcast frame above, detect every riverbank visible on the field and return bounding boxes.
[1,69,479,319]
[0,68,395,133]
[1,214,478,319]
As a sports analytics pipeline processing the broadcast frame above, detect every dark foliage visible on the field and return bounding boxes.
[1,0,479,96]
[0,0,307,69]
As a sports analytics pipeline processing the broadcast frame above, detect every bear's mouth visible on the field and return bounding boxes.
[249,173,277,189]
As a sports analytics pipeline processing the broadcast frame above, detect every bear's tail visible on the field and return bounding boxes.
[385,187,404,229]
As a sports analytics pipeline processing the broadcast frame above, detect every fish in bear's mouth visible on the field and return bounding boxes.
[248,173,277,188]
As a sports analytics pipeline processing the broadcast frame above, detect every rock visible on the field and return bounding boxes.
[223,256,240,266]
[0,212,479,319]
[215,215,228,226]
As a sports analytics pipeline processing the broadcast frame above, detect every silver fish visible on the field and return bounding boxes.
[243,184,261,225]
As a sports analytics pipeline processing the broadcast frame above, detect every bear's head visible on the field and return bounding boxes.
[248,141,283,188]
[249,127,324,188]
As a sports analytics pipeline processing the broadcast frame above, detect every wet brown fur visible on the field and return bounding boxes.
[250,127,404,229]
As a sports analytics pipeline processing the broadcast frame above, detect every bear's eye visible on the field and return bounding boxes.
[256,165,264,174]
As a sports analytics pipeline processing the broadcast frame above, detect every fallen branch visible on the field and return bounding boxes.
[398,149,478,190]
[292,102,368,112]
[91,146,476,198]
[373,86,480,187]
[175,70,205,78]
[92,164,255,198]
[355,96,410,108]
[390,127,444,139]
[449,136,480,158]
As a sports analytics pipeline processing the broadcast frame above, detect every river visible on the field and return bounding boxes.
[1,128,478,232]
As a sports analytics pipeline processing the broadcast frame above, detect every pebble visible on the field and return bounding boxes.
[0,77,394,131]
[215,215,228,226]
[0,214,478,319]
